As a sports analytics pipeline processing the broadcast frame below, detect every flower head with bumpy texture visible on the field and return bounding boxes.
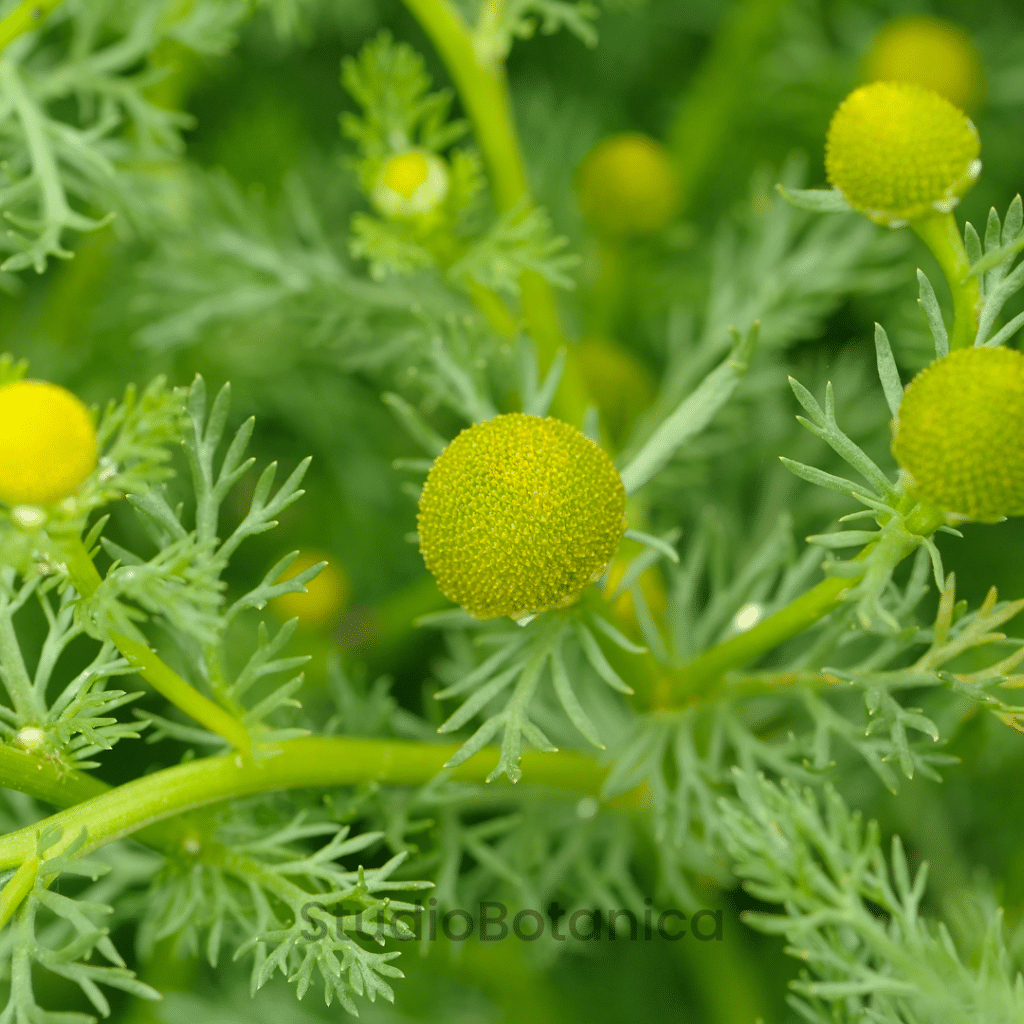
[825,82,980,226]
[863,17,984,113]
[0,380,97,506]
[577,133,678,237]
[417,413,627,620]
[892,346,1024,523]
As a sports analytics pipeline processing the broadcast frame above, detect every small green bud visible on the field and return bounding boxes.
[372,149,449,219]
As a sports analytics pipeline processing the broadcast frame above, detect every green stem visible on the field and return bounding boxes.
[669,573,854,703]
[705,669,841,703]
[0,857,36,930]
[912,212,981,351]
[0,736,608,868]
[0,0,65,53]
[112,633,251,753]
[201,641,237,709]
[399,0,590,425]
[58,534,251,751]
[667,502,948,704]
[0,744,108,806]
[401,0,526,212]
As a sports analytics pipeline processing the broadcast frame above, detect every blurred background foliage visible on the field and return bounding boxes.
[6,0,1024,1021]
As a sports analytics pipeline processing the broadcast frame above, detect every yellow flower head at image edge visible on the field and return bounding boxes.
[893,346,1024,523]
[826,81,980,226]
[417,413,626,620]
[0,380,97,506]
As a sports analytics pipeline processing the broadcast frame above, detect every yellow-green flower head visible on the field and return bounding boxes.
[577,133,679,237]
[825,82,981,226]
[417,413,627,620]
[892,346,1024,522]
[0,380,97,506]
[372,149,449,219]
[863,17,984,114]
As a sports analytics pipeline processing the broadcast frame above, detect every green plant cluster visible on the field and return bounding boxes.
[3,1,1024,1023]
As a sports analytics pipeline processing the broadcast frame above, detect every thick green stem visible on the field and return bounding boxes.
[57,534,251,751]
[401,0,526,210]
[0,744,108,805]
[912,212,982,351]
[0,736,608,868]
[399,0,590,424]
[0,0,65,52]
[704,669,841,703]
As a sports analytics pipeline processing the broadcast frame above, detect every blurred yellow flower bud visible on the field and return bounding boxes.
[576,339,656,442]
[892,346,1024,523]
[577,133,679,237]
[417,413,627,620]
[372,149,449,219]
[863,17,984,114]
[825,82,980,226]
[271,550,350,627]
[0,380,97,506]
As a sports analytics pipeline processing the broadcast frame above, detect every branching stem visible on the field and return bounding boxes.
[0,856,36,930]
[668,573,855,703]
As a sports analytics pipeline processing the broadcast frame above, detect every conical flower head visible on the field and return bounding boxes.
[0,380,97,506]
[417,413,627,620]
[892,346,1024,522]
[825,81,980,226]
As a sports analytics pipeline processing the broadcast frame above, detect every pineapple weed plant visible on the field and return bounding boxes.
[5,0,1024,1022]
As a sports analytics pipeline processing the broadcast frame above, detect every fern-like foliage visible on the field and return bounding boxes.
[722,771,1024,1024]
[0,576,143,767]
[464,0,599,62]
[139,811,430,1011]
[80,376,315,746]
[0,0,252,275]
[0,827,159,1024]
[342,32,575,292]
